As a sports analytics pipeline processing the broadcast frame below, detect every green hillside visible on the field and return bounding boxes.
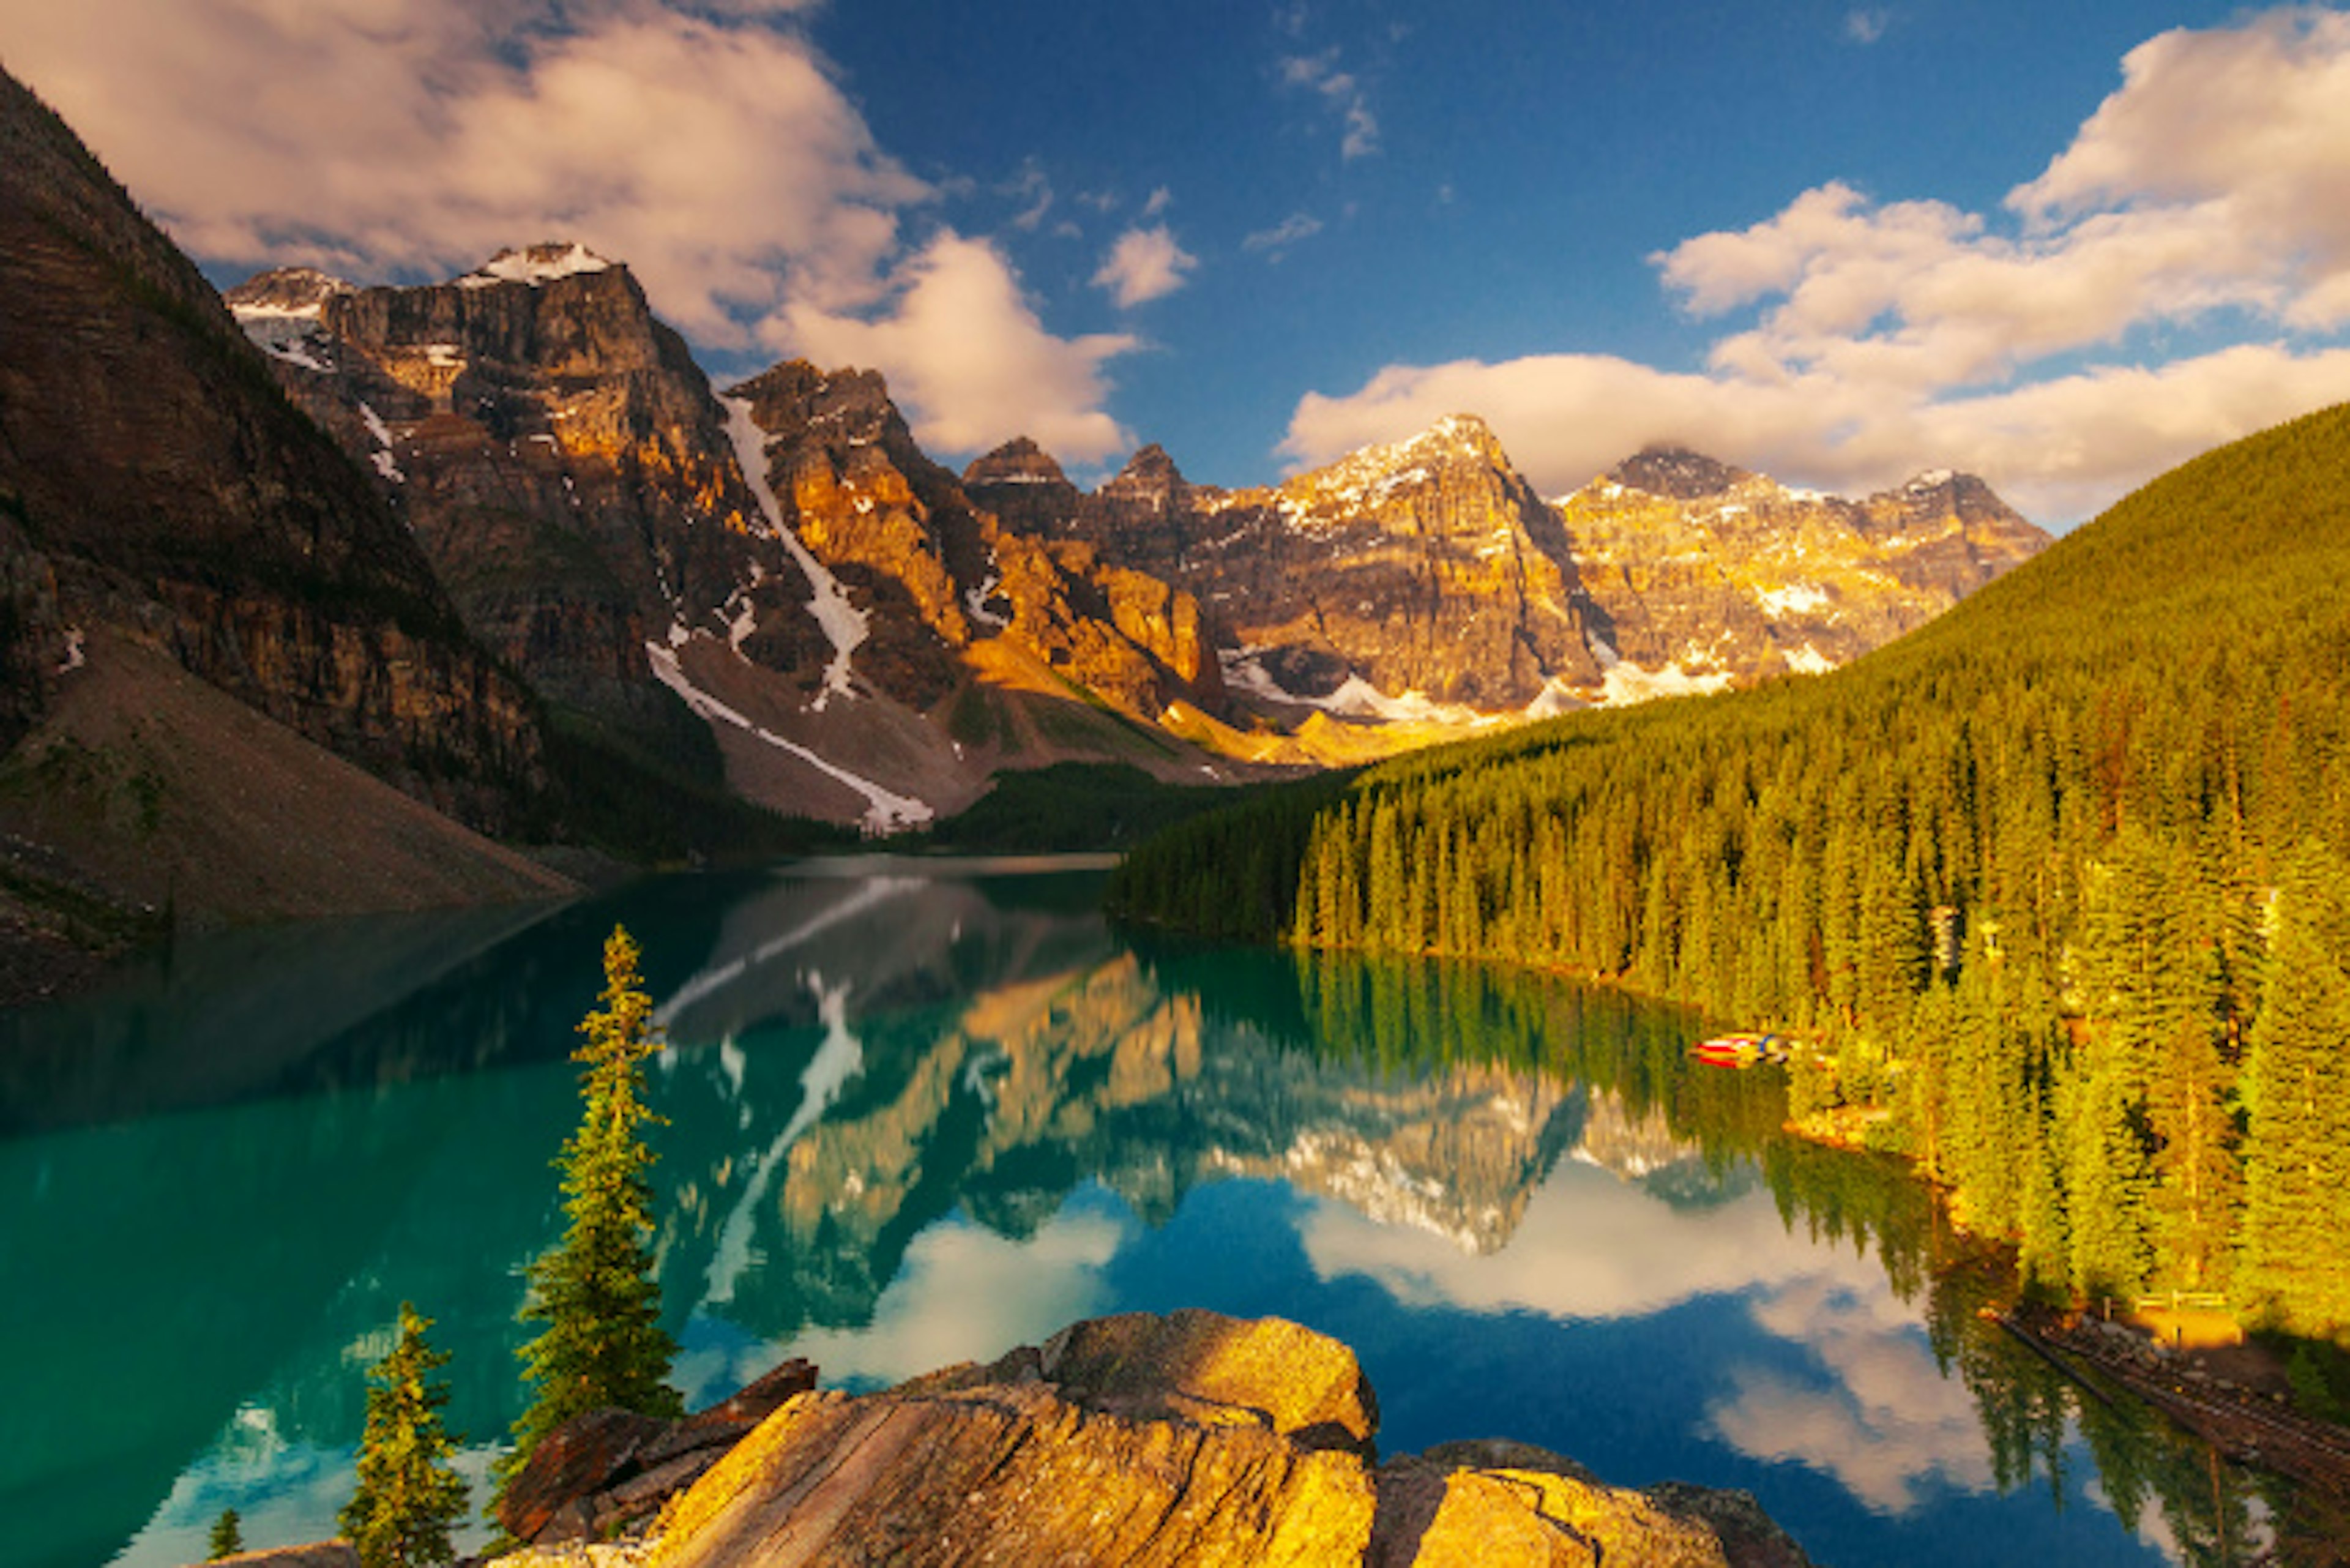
[1111,403,2350,1336]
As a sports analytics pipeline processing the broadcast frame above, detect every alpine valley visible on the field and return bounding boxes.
[0,62,2043,987]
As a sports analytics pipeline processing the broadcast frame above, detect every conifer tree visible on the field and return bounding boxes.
[206,1507,242,1561]
[498,927,681,1504]
[2239,847,2350,1333]
[341,1303,468,1568]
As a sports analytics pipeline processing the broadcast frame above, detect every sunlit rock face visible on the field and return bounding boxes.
[226,250,825,744]
[968,423,2045,728]
[736,362,1222,719]
[635,1311,1810,1568]
[1554,446,2049,696]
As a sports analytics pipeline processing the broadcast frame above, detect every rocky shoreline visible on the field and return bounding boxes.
[207,1310,1815,1568]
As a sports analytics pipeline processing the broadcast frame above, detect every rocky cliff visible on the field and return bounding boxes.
[965,422,2047,740]
[236,279,1244,829]
[483,1310,1812,1568]
[0,67,572,984]
[225,246,810,753]
[1555,446,2051,698]
[0,67,544,823]
[731,360,1224,722]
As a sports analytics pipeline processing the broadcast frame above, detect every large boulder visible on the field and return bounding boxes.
[620,1313,1811,1568]
[497,1357,817,1545]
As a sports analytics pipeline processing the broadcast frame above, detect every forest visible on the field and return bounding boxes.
[1111,401,2350,1341]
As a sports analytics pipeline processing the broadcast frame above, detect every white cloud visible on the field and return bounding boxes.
[780,231,1138,463]
[0,0,928,346]
[1285,8,2350,523]
[1709,1273,1992,1514]
[1283,340,2350,525]
[1280,48,1379,160]
[1004,159,1056,233]
[0,0,1144,450]
[2012,8,2350,330]
[1245,212,1326,256]
[1142,185,1174,219]
[1092,223,1198,308]
[1845,9,1891,45]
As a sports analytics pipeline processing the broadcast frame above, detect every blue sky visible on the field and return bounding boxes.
[7,1,2350,523]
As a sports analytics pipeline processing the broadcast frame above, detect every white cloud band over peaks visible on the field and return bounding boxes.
[0,0,1144,463]
[1286,7,2350,524]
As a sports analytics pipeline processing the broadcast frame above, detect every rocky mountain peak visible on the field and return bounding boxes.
[222,265,351,316]
[1877,467,2011,521]
[1610,446,1750,500]
[964,436,1070,489]
[1420,411,1506,458]
[1103,443,1187,498]
[459,241,614,288]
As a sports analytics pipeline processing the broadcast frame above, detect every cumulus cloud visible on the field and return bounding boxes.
[1285,7,2350,523]
[1709,1274,1992,1514]
[0,0,1146,459]
[2012,8,2350,329]
[780,231,1138,462]
[1092,224,1198,308]
[0,0,931,345]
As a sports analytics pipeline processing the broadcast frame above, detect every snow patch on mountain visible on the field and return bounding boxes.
[231,304,333,371]
[356,402,402,483]
[722,394,866,709]
[1598,660,1735,706]
[461,242,611,288]
[1755,583,1830,618]
[647,637,931,833]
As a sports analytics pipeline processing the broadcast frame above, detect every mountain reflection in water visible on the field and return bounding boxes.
[3,859,2282,1568]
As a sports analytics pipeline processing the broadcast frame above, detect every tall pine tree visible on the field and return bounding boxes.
[498,927,682,1506]
[2238,846,2350,1334]
[341,1304,468,1568]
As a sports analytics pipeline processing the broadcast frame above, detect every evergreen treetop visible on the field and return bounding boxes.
[206,1507,242,1561]
[498,926,682,1509]
[340,1302,468,1568]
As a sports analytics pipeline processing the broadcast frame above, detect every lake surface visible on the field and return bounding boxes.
[1,859,2275,1566]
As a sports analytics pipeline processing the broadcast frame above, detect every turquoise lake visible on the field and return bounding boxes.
[1,858,2275,1566]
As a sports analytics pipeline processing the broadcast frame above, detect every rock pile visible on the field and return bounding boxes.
[494,1310,1811,1568]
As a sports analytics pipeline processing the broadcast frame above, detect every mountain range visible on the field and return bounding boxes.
[0,63,2045,979]
[221,245,2045,812]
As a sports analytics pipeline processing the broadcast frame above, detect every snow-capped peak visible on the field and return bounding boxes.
[461,242,613,288]
[223,266,352,319]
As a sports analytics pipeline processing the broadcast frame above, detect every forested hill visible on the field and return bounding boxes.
[1110,402,2350,1337]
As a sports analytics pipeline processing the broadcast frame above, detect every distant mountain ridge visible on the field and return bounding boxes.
[231,241,2046,823]
[0,46,2048,873]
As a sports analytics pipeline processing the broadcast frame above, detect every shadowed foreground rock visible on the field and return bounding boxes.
[497,1357,818,1545]
[487,1310,1813,1567]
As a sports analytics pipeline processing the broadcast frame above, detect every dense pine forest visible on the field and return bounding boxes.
[1112,403,2350,1338]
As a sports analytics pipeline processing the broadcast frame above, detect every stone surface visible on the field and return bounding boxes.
[1372,1440,1794,1568]
[613,1313,1813,1568]
[498,1360,819,1545]
[647,1314,1383,1568]
[194,1545,359,1568]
